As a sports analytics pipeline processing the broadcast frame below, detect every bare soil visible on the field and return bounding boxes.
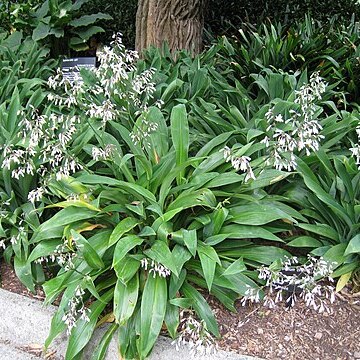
[1,260,360,360]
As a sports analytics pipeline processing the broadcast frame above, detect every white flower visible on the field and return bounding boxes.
[28,187,45,204]
[141,257,171,278]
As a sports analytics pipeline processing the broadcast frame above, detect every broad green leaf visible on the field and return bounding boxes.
[197,243,221,291]
[45,283,79,349]
[323,243,347,266]
[222,258,246,276]
[27,239,62,263]
[169,270,187,299]
[78,174,156,203]
[287,236,323,248]
[35,207,97,239]
[167,188,216,212]
[112,235,144,268]
[69,13,112,27]
[109,217,140,247]
[204,207,229,238]
[164,303,179,339]
[71,230,104,269]
[14,256,34,292]
[114,274,139,325]
[229,203,296,225]
[298,223,339,242]
[91,323,118,360]
[297,158,352,228]
[114,256,140,284]
[170,104,189,184]
[138,275,167,358]
[344,234,360,256]
[172,245,191,274]
[169,298,193,308]
[220,245,290,265]
[32,22,51,41]
[65,289,114,359]
[220,224,283,242]
[182,229,197,257]
[46,199,100,212]
[181,282,219,337]
[144,241,178,277]
[7,88,20,136]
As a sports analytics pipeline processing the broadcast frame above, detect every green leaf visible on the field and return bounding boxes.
[298,223,339,242]
[78,174,156,203]
[172,245,191,274]
[7,88,20,136]
[45,283,78,349]
[109,217,140,247]
[35,207,98,241]
[167,188,216,212]
[182,229,197,257]
[14,256,34,292]
[91,323,118,360]
[69,13,112,27]
[169,298,193,308]
[170,104,189,184]
[66,289,113,359]
[220,245,290,265]
[32,22,51,41]
[180,282,219,337]
[323,243,347,266]
[114,274,139,325]
[114,256,140,284]
[73,25,105,40]
[296,158,352,228]
[287,236,323,248]
[344,234,360,256]
[71,230,104,269]
[219,224,283,242]
[229,203,296,225]
[112,235,144,269]
[144,241,178,277]
[27,239,62,263]
[138,275,167,358]
[222,258,246,276]
[46,199,100,212]
[197,243,221,291]
[204,207,229,237]
[164,303,179,339]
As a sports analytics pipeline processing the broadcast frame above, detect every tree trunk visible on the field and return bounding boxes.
[135,0,206,55]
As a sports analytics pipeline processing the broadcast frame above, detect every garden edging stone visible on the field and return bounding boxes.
[0,288,262,360]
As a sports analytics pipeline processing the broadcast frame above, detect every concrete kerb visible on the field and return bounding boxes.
[0,288,261,360]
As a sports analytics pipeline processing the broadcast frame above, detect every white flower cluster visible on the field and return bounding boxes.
[0,106,83,204]
[262,72,326,171]
[48,33,160,148]
[140,257,171,278]
[350,125,360,169]
[130,119,159,147]
[173,310,218,357]
[222,146,256,182]
[242,255,336,313]
[91,144,116,161]
[62,286,91,335]
[0,210,26,251]
[35,241,77,271]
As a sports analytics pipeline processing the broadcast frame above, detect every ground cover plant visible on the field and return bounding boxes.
[0,6,359,360]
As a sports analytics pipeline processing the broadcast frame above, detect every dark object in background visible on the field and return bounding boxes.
[61,57,96,82]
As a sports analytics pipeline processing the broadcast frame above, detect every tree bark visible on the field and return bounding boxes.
[135,0,206,55]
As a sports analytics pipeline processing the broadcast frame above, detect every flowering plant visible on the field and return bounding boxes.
[29,91,299,359]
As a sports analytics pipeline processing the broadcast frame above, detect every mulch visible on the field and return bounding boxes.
[1,260,360,360]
